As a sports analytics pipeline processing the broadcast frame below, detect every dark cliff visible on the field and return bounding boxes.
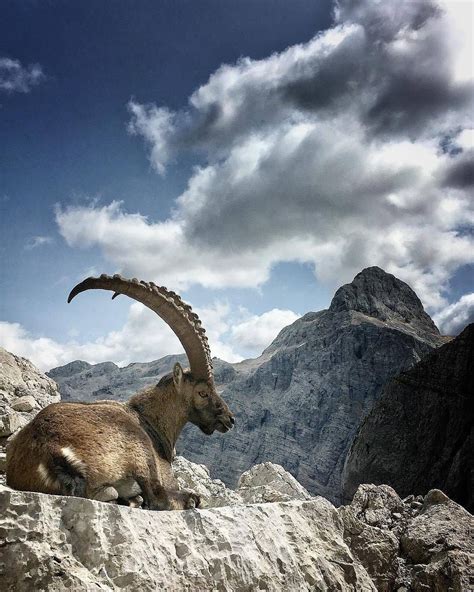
[343,323,473,511]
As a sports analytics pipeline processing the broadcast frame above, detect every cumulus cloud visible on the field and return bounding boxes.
[433,293,474,335]
[231,309,300,356]
[0,304,180,371]
[0,302,299,371]
[57,0,474,311]
[0,57,44,93]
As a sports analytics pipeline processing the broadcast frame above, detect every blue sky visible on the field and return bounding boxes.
[1,0,473,370]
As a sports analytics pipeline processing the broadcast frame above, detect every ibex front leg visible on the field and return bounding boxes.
[135,456,200,511]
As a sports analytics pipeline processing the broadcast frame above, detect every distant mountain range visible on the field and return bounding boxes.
[48,267,449,503]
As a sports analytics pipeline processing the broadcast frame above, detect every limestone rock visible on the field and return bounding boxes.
[173,458,312,508]
[0,348,60,408]
[0,348,60,444]
[0,484,375,592]
[237,462,312,503]
[340,485,403,592]
[400,492,474,591]
[0,409,27,437]
[49,267,446,504]
[2,483,473,591]
[172,456,242,508]
[343,324,474,511]
[341,485,474,592]
[11,394,37,412]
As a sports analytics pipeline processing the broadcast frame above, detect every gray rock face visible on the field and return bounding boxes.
[47,354,188,401]
[48,267,446,504]
[343,323,474,511]
[2,482,472,592]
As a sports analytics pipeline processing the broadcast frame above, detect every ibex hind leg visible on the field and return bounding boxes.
[48,454,87,498]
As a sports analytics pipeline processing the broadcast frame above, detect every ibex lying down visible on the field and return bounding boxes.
[6,275,234,510]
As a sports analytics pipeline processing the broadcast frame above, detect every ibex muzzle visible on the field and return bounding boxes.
[6,274,234,511]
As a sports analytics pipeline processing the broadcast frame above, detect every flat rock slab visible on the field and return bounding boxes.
[0,485,375,592]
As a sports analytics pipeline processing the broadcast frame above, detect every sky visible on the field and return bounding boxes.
[0,0,473,371]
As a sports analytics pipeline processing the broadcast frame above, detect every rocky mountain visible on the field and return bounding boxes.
[48,267,448,504]
[48,354,188,401]
[343,323,474,512]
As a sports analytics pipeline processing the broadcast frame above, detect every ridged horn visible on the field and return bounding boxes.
[67,274,213,383]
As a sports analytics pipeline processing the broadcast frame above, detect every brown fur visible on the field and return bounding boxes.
[6,364,234,510]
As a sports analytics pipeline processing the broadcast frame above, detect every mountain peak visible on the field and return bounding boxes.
[329,267,440,335]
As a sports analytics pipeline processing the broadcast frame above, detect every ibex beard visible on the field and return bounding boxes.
[6,275,235,511]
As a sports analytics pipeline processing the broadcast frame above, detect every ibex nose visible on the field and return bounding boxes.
[230,416,235,426]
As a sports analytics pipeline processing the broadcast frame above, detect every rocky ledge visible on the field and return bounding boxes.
[1,482,472,591]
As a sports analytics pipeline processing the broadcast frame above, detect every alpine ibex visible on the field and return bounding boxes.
[6,275,235,510]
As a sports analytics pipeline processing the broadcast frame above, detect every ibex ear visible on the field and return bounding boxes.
[172,363,184,392]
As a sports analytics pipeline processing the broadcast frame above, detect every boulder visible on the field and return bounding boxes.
[237,462,312,503]
[172,456,242,508]
[0,484,375,592]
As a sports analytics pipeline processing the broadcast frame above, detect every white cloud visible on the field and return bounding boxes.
[56,0,473,313]
[0,57,44,93]
[0,301,299,371]
[0,304,180,371]
[231,309,300,356]
[433,293,474,335]
[25,235,54,250]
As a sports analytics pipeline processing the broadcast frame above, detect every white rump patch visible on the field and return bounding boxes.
[37,462,57,489]
[61,446,85,471]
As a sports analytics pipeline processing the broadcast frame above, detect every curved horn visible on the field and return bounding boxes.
[67,274,213,383]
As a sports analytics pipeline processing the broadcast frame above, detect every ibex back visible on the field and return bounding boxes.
[6,275,234,510]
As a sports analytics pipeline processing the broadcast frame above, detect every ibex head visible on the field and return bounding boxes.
[171,362,234,434]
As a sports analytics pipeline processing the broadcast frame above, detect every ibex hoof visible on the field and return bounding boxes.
[184,492,201,510]
[128,495,144,508]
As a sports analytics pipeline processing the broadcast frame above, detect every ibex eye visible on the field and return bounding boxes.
[199,391,209,398]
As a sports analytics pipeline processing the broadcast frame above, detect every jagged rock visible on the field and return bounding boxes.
[343,324,474,511]
[0,348,60,408]
[2,483,472,592]
[339,485,403,592]
[400,492,474,591]
[11,395,37,412]
[173,458,312,508]
[0,348,60,445]
[341,485,474,592]
[0,484,376,592]
[237,462,312,503]
[49,268,446,504]
[0,409,27,437]
[172,456,242,508]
